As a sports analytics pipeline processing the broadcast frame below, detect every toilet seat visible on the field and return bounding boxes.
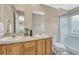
[53,42,66,49]
[53,42,67,55]
[52,34,67,54]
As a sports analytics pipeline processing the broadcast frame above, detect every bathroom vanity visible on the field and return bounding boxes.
[0,36,53,55]
[0,5,54,55]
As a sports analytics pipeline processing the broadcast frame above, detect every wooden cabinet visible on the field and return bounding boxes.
[0,38,53,55]
[36,40,45,55]
[6,43,22,55]
[22,41,36,55]
[46,39,52,55]
[0,45,6,55]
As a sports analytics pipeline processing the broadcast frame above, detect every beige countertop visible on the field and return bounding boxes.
[0,35,52,45]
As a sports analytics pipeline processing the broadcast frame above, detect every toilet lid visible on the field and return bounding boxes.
[53,42,66,49]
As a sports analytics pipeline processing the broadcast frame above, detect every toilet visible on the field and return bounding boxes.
[52,34,67,55]
[53,42,67,55]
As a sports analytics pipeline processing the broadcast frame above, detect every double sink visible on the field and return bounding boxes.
[0,34,49,45]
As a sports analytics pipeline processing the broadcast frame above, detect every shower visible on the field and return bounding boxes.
[60,11,79,54]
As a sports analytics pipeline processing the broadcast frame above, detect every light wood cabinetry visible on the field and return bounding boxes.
[22,41,36,55]
[6,43,22,55]
[0,38,53,55]
[46,39,52,55]
[0,45,6,55]
[36,40,45,55]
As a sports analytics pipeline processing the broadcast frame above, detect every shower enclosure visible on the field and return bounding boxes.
[60,11,79,54]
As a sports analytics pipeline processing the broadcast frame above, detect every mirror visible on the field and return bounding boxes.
[15,10,24,33]
[0,5,4,36]
[32,11,45,35]
[4,5,14,34]
[3,4,45,36]
[4,4,25,35]
[0,16,4,36]
[13,4,25,33]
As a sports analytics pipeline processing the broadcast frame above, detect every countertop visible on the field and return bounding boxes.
[0,35,52,45]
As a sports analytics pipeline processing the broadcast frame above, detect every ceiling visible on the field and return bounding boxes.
[12,4,79,11]
[46,4,79,10]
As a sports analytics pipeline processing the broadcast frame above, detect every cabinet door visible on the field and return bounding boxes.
[7,43,22,55]
[36,40,45,55]
[0,45,6,55]
[46,39,52,55]
[22,41,36,55]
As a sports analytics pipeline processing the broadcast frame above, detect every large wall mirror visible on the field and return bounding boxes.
[4,4,25,35]
[32,11,45,35]
[0,4,45,37]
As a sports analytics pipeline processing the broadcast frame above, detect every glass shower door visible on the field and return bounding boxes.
[60,14,69,45]
[60,12,79,54]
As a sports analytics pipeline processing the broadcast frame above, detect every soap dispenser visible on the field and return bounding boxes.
[30,29,33,36]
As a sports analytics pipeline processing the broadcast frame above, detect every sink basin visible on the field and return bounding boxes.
[35,34,48,38]
[0,36,23,41]
[0,37,12,41]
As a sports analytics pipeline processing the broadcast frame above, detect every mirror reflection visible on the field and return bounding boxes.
[0,4,45,37]
[15,10,24,33]
[13,4,25,33]
[4,5,14,34]
[0,17,4,36]
[5,4,25,34]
